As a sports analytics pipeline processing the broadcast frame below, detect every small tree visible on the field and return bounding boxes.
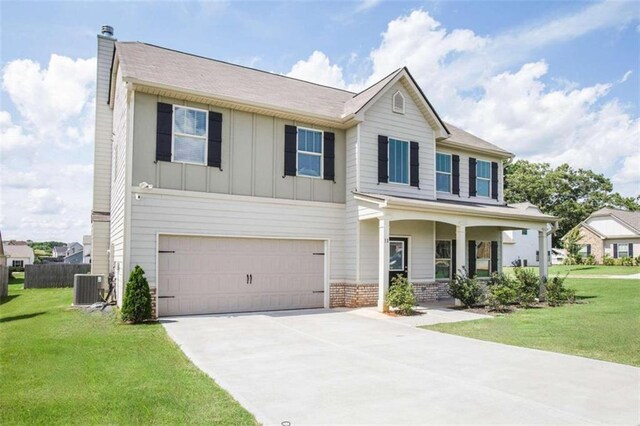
[562,227,582,265]
[513,267,539,307]
[448,268,483,308]
[121,266,152,323]
[545,274,575,306]
[386,275,416,315]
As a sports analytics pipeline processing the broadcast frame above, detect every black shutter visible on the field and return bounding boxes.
[207,112,222,169]
[491,241,498,273]
[491,162,499,200]
[410,141,419,188]
[613,243,618,258]
[468,240,476,277]
[451,240,457,277]
[156,103,173,162]
[452,155,460,195]
[378,135,388,183]
[284,125,297,177]
[586,244,591,256]
[469,158,477,197]
[629,244,634,258]
[323,132,335,181]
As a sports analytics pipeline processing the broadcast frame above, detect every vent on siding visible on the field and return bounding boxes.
[73,274,104,305]
[392,91,405,114]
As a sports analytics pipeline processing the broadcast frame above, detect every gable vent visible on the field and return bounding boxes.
[392,91,405,114]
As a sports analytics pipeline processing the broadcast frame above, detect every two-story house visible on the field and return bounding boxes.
[90,26,556,317]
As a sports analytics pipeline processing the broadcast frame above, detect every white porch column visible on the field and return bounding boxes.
[377,216,390,312]
[538,230,549,299]
[456,225,466,274]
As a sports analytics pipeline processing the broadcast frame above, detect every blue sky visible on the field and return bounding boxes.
[1,0,639,242]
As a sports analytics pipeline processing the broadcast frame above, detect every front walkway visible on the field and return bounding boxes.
[162,309,639,425]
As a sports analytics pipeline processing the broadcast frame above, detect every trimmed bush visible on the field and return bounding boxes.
[619,256,634,266]
[545,274,575,307]
[121,266,152,323]
[603,254,615,266]
[448,268,483,308]
[513,267,539,307]
[386,275,416,315]
[486,283,517,312]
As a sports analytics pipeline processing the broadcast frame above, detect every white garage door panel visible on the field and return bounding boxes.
[158,236,325,316]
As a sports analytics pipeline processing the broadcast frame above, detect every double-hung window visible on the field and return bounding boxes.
[436,153,452,193]
[578,245,589,257]
[617,243,629,258]
[388,138,409,184]
[476,160,491,197]
[173,106,208,164]
[12,260,24,268]
[435,240,452,279]
[476,241,491,278]
[297,128,323,177]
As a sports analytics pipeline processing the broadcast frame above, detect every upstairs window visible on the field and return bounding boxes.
[436,153,452,193]
[388,138,409,184]
[392,91,405,114]
[297,128,323,177]
[173,106,208,164]
[476,160,491,197]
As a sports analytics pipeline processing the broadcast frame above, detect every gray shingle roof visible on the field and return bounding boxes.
[589,208,640,234]
[441,122,513,158]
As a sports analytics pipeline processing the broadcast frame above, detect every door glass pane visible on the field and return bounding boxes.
[389,241,404,271]
[436,241,451,258]
[435,260,450,279]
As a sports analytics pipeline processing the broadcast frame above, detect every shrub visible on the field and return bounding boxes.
[447,268,483,308]
[120,265,152,323]
[635,255,640,267]
[583,255,596,265]
[513,267,539,307]
[386,275,416,315]
[486,283,517,312]
[619,256,634,266]
[602,254,615,266]
[545,274,575,307]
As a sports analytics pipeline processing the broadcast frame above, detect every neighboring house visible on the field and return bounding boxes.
[551,248,565,265]
[90,27,556,317]
[502,228,552,267]
[82,235,92,264]
[51,245,68,258]
[569,208,640,263]
[63,242,84,264]
[3,244,35,267]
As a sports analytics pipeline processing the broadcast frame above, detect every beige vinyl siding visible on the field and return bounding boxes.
[358,219,435,282]
[109,66,129,304]
[359,81,436,199]
[131,92,346,204]
[90,221,110,275]
[435,147,504,204]
[128,191,346,287]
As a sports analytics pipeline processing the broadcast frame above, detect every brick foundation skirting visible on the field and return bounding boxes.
[330,281,449,308]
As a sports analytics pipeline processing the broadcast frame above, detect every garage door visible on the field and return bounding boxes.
[157,236,325,316]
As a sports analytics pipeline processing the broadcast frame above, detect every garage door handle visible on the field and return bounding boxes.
[246,274,249,284]
[249,274,253,284]
[158,296,174,299]
[312,291,324,294]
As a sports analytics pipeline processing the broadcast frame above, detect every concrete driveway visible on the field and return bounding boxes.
[162,309,640,425]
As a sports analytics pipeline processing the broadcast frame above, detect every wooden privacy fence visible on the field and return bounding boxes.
[24,264,91,289]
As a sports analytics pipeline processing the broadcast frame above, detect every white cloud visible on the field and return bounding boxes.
[27,188,65,214]
[286,51,347,88]
[355,0,382,13]
[619,70,632,83]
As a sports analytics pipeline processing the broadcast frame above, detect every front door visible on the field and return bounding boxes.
[389,237,409,285]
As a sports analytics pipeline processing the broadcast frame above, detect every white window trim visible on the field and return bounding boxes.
[435,239,452,280]
[435,152,452,194]
[387,137,410,185]
[296,126,324,179]
[476,159,491,198]
[171,105,209,166]
[392,90,405,114]
[476,240,492,277]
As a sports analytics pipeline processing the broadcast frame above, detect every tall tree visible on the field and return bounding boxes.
[504,160,640,246]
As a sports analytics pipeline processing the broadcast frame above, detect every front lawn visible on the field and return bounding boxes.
[504,264,640,276]
[423,278,640,366]
[0,277,255,425]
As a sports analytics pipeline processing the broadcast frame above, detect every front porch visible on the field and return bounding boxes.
[332,193,557,311]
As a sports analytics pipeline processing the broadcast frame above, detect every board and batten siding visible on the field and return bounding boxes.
[131,92,346,204]
[129,191,346,286]
[109,66,129,304]
[435,147,504,204]
[359,81,436,199]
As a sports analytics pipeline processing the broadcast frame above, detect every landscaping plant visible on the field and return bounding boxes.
[120,265,152,323]
[486,283,517,312]
[513,267,539,307]
[562,227,582,265]
[447,268,483,308]
[583,255,596,265]
[603,254,615,266]
[545,274,576,306]
[386,275,416,315]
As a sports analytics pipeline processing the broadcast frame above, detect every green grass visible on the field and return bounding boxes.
[504,264,640,276]
[423,278,640,366]
[0,275,255,425]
